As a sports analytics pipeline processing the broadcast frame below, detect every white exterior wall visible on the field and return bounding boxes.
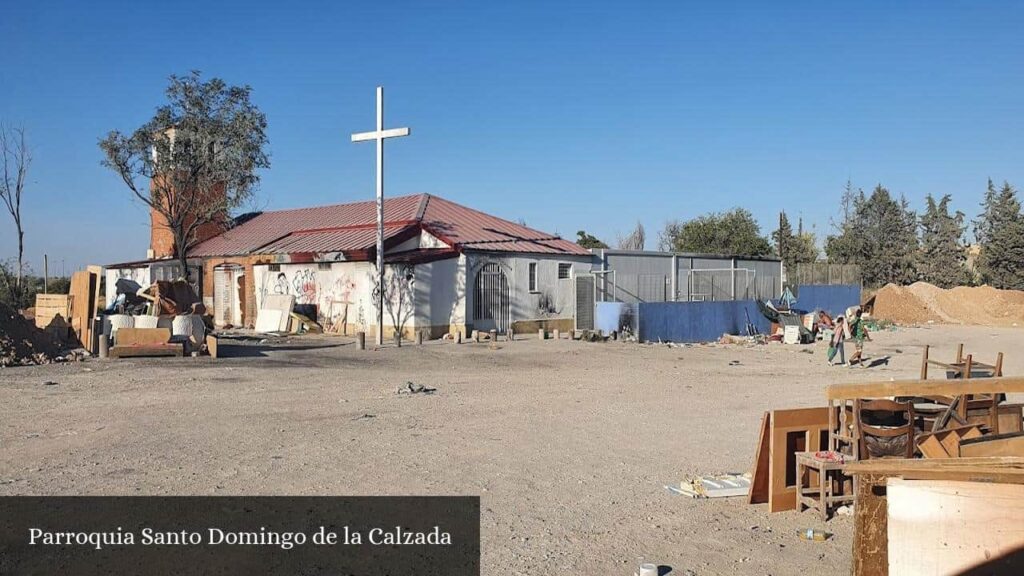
[253,261,377,332]
[465,252,590,329]
[252,255,466,337]
[413,255,467,333]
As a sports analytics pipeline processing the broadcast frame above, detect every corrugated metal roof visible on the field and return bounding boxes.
[189,193,589,258]
[256,225,409,254]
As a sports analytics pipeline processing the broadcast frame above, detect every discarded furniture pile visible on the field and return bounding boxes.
[46,270,217,359]
[253,294,322,335]
[748,345,1024,575]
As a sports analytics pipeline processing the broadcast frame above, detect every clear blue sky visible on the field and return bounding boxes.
[2,1,1023,273]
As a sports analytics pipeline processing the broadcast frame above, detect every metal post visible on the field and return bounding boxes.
[43,254,48,294]
[375,87,385,346]
[670,254,678,301]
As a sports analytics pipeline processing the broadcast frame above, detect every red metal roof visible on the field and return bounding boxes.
[189,193,589,258]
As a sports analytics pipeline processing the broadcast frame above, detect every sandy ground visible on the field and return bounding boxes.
[2,325,1022,575]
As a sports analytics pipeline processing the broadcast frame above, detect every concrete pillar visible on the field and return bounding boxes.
[507,328,514,342]
[98,334,109,359]
[538,329,545,340]
[553,329,560,340]
[356,331,365,350]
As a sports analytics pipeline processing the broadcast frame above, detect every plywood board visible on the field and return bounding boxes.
[255,309,283,333]
[887,478,1024,575]
[34,294,71,329]
[206,335,218,359]
[747,412,770,504]
[768,407,831,512]
[827,377,1024,400]
[960,433,1024,458]
[115,328,170,347]
[262,294,294,331]
[109,343,183,358]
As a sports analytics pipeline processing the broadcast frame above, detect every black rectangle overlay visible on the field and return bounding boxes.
[0,496,480,575]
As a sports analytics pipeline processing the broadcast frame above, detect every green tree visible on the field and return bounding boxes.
[772,211,819,272]
[659,208,772,256]
[974,180,1024,289]
[99,72,270,278]
[575,230,609,249]
[826,184,918,286]
[918,194,968,288]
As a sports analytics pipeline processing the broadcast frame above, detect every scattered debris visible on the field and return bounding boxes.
[797,529,831,541]
[669,473,752,498]
[43,381,58,386]
[1,301,65,367]
[396,381,436,395]
[351,413,376,421]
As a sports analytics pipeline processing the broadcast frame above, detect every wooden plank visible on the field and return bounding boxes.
[206,334,219,359]
[997,404,1024,434]
[109,343,183,358]
[853,473,889,576]
[827,376,1024,400]
[887,478,1024,575]
[845,457,1024,484]
[747,412,770,504]
[768,407,831,512]
[917,434,951,459]
[115,328,170,347]
[960,433,1024,458]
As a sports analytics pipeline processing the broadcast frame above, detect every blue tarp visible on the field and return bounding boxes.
[792,284,861,317]
[637,300,772,343]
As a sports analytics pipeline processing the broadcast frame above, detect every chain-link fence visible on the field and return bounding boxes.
[790,262,861,286]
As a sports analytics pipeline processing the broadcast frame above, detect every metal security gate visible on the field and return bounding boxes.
[473,263,510,333]
[575,275,595,330]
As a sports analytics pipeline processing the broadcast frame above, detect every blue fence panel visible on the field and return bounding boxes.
[637,300,772,343]
[792,284,861,317]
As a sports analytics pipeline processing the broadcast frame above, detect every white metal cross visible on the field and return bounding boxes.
[352,86,410,346]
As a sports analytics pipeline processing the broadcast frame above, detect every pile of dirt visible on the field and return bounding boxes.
[0,301,64,366]
[870,281,1024,326]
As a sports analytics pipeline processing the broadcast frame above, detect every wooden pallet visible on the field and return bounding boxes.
[109,343,184,359]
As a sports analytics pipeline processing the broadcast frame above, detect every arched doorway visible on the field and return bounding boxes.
[473,263,510,333]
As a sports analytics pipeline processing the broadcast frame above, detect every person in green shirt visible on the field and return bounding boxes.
[847,308,871,367]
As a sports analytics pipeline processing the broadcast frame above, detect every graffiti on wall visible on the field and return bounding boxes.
[256,265,369,333]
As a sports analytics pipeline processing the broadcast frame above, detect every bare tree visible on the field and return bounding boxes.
[617,221,645,250]
[370,263,416,345]
[99,72,269,278]
[0,123,30,304]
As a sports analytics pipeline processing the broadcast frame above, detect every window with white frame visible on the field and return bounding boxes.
[528,262,538,292]
[558,263,572,279]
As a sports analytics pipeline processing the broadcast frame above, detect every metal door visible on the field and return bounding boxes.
[575,275,595,330]
[473,263,509,333]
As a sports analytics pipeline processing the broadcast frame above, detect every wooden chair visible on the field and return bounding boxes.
[854,399,916,460]
[796,404,857,521]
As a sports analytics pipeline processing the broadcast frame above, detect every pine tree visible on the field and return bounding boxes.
[918,194,967,288]
[773,211,818,273]
[975,180,1024,289]
[826,184,918,286]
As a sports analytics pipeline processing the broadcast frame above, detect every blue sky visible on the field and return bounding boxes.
[2,1,1023,272]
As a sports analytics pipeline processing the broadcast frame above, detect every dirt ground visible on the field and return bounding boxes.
[2,325,1022,575]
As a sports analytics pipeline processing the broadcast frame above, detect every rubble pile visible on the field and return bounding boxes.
[870,281,1024,326]
[0,301,63,367]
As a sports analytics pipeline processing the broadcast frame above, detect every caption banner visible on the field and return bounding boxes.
[0,496,480,575]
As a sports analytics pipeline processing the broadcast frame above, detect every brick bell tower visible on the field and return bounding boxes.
[148,128,228,259]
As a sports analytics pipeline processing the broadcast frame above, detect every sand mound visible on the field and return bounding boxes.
[870,281,1024,326]
[0,301,63,366]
